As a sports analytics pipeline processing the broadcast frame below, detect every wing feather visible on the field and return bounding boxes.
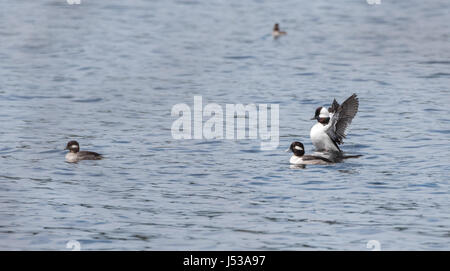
[325,94,359,145]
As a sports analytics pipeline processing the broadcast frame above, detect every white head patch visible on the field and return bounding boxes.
[294,146,303,150]
[319,107,329,118]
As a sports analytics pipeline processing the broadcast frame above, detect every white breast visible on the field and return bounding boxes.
[310,123,339,152]
[65,152,79,163]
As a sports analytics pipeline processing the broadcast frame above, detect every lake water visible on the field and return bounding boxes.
[0,0,449,250]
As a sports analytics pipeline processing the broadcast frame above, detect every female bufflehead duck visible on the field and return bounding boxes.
[272,23,287,38]
[287,142,332,165]
[65,140,102,163]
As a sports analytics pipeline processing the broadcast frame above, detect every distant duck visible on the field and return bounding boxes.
[65,140,102,163]
[272,23,287,38]
[287,142,332,165]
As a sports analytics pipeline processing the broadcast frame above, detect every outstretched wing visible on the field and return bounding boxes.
[325,94,359,145]
[78,151,103,160]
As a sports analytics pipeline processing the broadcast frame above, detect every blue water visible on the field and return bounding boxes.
[0,0,449,250]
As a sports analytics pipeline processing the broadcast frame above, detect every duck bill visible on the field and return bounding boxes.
[310,116,317,120]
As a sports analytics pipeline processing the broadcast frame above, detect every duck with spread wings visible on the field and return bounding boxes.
[309,94,359,152]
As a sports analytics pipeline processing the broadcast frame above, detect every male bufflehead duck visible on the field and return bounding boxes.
[310,94,359,153]
[272,23,287,38]
[65,140,102,163]
[287,142,332,165]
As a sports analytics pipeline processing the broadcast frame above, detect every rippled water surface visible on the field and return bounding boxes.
[0,0,449,250]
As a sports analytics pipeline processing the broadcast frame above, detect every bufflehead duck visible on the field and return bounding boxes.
[65,140,102,163]
[287,142,332,165]
[310,94,359,152]
[272,23,287,38]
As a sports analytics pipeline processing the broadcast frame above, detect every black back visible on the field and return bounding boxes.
[273,23,279,31]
